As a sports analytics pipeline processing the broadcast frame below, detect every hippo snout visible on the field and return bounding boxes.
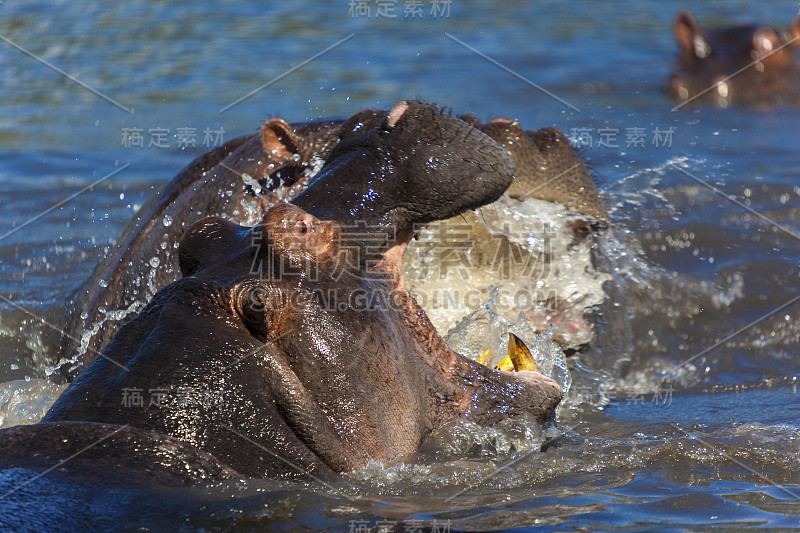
[512,370,563,412]
[292,100,515,248]
[471,368,563,426]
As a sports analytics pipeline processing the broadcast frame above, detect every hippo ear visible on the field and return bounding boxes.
[673,10,706,59]
[754,14,800,68]
[178,217,251,277]
[382,100,409,131]
[791,13,800,42]
[753,26,792,67]
[260,119,302,164]
[458,113,482,128]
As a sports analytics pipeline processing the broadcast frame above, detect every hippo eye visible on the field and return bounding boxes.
[294,220,309,237]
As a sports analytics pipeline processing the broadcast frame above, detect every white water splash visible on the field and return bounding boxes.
[0,379,66,428]
[404,195,609,350]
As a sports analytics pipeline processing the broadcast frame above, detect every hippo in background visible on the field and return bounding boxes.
[0,102,561,485]
[665,9,800,108]
[62,103,611,376]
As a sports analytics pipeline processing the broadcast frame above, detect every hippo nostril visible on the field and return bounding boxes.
[236,284,274,339]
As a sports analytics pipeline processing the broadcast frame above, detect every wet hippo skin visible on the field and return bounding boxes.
[459,114,608,226]
[665,9,800,108]
[63,119,344,374]
[65,102,608,373]
[6,102,562,485]
[0,422,240,487]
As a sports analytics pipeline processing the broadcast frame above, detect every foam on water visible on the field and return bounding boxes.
[402,193,623,412]
[0,379,66,428]
[403,194,610,351]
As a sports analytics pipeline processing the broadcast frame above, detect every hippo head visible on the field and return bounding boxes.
[44,103,561,480]
[666,9,800,108]
[459,114,608,227]
[290,101,516,264]
[173,202,563,474]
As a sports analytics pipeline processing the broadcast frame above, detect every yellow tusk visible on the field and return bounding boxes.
[476,349,490,366]
[494,333,537,372]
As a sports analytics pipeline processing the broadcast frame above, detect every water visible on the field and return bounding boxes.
[2,0,800,530]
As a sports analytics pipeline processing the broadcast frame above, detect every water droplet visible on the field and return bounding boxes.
[149,257,160,268]
[98,279,108,288]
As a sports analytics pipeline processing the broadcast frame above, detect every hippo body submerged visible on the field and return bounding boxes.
[666,9,800,108]
[6,102,564,485]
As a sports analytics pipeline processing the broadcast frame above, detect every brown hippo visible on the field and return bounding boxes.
[3,102,561,484]
[460,115,607,226]
[64,104,609,376]
[403,115,608,352]
[62,118,344,375]
[666,9,800,108]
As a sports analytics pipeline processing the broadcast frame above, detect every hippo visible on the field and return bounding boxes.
[63,105,609,376]
[403,115,609,352]
[460,115,608,226]
[3,102,562,485]
[62,117,344,375]
[665,9,800,108]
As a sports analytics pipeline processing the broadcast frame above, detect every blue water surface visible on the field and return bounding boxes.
[1,0,800,530]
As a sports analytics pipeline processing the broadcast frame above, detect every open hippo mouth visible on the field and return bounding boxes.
[66,98,609,377]
[33,101,562,481]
